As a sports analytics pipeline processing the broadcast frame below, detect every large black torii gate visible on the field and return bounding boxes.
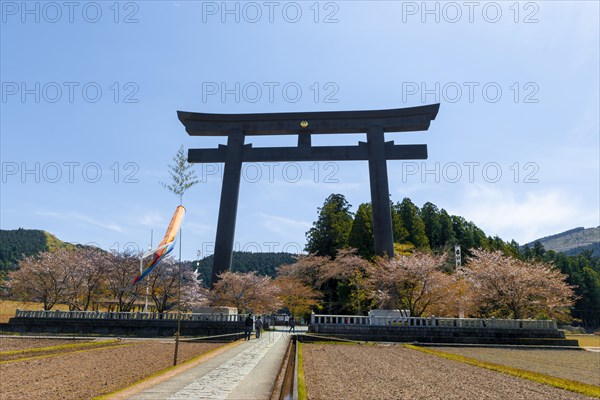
[178,104,440,285]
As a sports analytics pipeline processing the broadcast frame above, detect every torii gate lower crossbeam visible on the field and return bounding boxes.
[178,104,440,286]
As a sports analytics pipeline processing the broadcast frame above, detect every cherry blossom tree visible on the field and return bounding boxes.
[146,257,179,313]
[369,252,450,317]
[427,270,477,318]
[277,249,372,314]
[65,247,108,311]
[8,248,75,310]
[104,251,144,312]
[146,258,208,313]
[180,266,209,311]
[276,254,329,288]
[209,271,280,314]
[465,249,577,321]
[274,276,322,317]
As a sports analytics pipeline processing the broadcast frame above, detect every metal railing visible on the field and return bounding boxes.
[310,314,557,330]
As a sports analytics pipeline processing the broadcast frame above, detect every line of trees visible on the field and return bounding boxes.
[306,194,520,261]
[300,194,597,325]
[2,193,596,327]
[4,247,207,313]
[4,243,576,323]
[200,247,576,323]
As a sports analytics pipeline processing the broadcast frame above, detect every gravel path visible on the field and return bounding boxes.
[0,340,223,400]
[302,344,595,400]
[435,347,600,386]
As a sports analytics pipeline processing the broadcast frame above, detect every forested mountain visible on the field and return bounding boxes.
[190,252,297,287]
[524,226,600,257]
[0,228,73,273]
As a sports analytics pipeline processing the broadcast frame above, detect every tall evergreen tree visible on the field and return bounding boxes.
[452,215,474,253]
[395,198,430,250]
[438,209,456,247]
[391,204,410,244]
[420,202,442,248]
[305,194,354,258]
[533,241,546,259]
[348,203,375,259]
[507,240,521,259]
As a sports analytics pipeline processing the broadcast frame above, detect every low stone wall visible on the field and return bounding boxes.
[13,309,245,322]
[3,311,245,337]
[3,317,244,337]
[310,314,558,330]
[308,321,578,346]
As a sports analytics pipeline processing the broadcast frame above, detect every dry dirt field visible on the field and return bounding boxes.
[1,337,90,352]
[0,337,224,400]
[435,346,600,386]
[302,343,597,400]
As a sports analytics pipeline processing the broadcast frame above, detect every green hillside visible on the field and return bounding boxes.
[0,228,74,273]
[190,251,297,287]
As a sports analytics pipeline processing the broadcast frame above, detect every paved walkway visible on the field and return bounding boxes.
[582,347,600,353]
[127,329,294,400]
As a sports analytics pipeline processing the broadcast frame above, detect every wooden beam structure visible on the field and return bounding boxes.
[178,104,440,286]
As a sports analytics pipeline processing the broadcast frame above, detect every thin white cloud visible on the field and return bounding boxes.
[184,221,213,235]
[448,184,598,244]
[137,213,167,228]
[256,212,312,236]
[35,210,125,233]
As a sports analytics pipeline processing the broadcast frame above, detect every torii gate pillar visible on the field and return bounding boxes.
[213,129,244,285]
[367,127,394,258]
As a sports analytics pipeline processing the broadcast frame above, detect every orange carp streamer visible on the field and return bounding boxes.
[132,205,185,285]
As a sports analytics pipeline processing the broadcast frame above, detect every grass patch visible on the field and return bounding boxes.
[404,344,600,398]
[0,300,112,323]
[297,341,307,400]
[566,334,600,347]
[0,300,71,323]
[0,339,119,357]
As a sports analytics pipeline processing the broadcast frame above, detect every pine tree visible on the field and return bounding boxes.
[160,145,199,205]
[396,198,430,250]
[420,202,442,248]
[305,194,354,258]
[348,203,375,259]
[391,203,409,244]
[438,209,456,247]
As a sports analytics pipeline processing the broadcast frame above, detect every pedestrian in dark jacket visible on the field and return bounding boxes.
[244,314,253,340]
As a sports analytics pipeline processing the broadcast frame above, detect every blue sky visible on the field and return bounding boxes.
[1,1,598,261]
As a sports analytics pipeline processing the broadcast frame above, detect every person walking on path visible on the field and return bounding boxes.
[288,316,295,333]
[255,316,263,339]
[244,314,254,340]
